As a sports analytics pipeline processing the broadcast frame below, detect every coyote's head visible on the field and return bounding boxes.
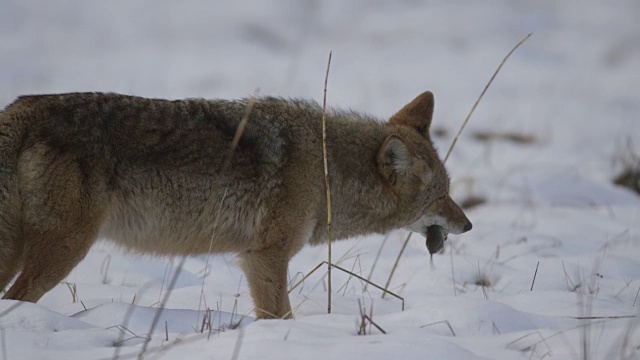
[378,91,472,253]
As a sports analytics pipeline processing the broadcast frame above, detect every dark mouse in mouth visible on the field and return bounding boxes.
[425,225,446,255]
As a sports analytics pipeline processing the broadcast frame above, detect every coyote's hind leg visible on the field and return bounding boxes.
[2,145,107,302]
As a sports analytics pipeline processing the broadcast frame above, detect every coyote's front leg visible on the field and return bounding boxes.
[239,243,292,319]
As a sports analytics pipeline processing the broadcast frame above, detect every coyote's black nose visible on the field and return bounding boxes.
[463,221,473,232]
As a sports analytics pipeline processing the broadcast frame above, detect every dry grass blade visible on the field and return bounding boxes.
[450,244,457,296]
[357,299,366,335]
[289,261,405,311]
[288,261,325,294]
[444,32,532,163]
[477,260,489,299]
[365,234,390,292]
[321,51,333,314]
[356,300,386,335]
[382,232,412,299]
[157,261,171,309]
[510,317,633,356]
[330,262,404,310]
[230,328,245,360]
[572,315,636,320]
[364,315,386,334]
[197,89,259,325]
[164,321,168,342]
[420,320,457,336]
[63,282,78,303]
[531,261,540,291]
[506,331,554,354]
[338,255,361,296]
[200,308,211,333]
[196,187,228,325]
[229,93,259,154]
[111,283,155,360]
[0,302,23,318]
[137,256,187,360]
[110,325,150,347]
[0,330,5,360]
[384,34,533,304]
[101,254,111,284]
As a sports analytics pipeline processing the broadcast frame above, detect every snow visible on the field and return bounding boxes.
[1,0,639,359]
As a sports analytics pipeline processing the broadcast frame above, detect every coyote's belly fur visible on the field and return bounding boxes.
[0,91,471,318]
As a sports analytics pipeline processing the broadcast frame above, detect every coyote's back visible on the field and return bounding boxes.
[0,92,472,318]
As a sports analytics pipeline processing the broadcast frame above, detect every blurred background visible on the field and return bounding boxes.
[2,1,637,113]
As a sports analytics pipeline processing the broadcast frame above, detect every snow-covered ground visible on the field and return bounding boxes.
[1,1,639,359]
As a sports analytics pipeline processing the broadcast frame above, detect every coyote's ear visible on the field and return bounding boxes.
[377,135,415,186]
[389,91,434,138]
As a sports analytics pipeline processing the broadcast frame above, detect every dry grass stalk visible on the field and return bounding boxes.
[288,261,325,294]
[321,51,333,314]
[138,256,187,360]
[365,234,390,292]
[230,328,245,360]
[613,137,640,195]
[572,315,636,320]
[331,262,404,310]
[382,232,412,299]
[562,260,578,291]
[109,325,150,347]
[230,93,259,151]
[356,299,367,335]
[0,302,22,319]
[200,308,212,333]
[63,282,78,303]
[164,321,168,342]
[124,333,210,360]
[158,261,171,308]
[289,35,533,316]
[511,315,639,359]
[531,261,540,291]
[227,299,247,330]
[444,32,532,163]
[420,320,457,336]
[112,286,151,360]
[477,261,489,299]
[450,244,457,296]
[385,34,533,299]
[357,299,386,335]
[1,329,6,360]
[198,90,258,323]
[492,322,501,335]
[288,260,405,311]
[101,254,111,284]
[506,330,554,356]
[337,255,362,296]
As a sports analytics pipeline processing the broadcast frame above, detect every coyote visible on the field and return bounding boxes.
[0,91,471,318]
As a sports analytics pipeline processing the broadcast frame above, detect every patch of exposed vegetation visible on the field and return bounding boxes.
[472,130,537,145]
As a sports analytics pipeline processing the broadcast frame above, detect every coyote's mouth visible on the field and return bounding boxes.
[425,225,447,255]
